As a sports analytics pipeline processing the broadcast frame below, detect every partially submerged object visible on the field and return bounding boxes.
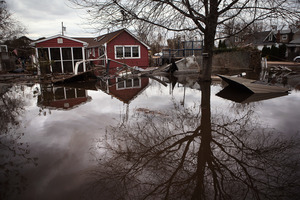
[142,55,200,75]
[217,75,289,94]
[216,74,289,103]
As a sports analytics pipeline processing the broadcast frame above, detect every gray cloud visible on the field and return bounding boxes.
[7,0,94,39]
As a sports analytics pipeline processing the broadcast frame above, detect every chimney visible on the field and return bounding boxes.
[276,30,281,43]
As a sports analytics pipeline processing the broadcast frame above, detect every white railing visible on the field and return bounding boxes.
[74,55,106,75]
[74,55,133,75]
[261,57,268,69]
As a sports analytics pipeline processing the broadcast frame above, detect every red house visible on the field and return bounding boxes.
[31,29,150,75]
[96,77,150,104]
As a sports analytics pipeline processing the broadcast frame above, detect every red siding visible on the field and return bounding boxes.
[36,37,85,48]
[107,31,149,68]
[45,97,88,110]
[108,78,149,103]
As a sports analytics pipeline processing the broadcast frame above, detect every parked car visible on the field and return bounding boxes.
[293,56,300,63]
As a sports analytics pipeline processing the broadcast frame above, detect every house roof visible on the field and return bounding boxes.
[31,34,88,46]
[75,29,150,49]
[73,29,124,48]
[290,38,300,44]
[31,29,150,49]
[243,31,271,45]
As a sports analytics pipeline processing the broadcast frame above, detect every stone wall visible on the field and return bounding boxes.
[212,49,261,72]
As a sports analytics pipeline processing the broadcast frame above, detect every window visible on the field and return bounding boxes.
[268,34,273,41]
[115,45,140,59]
[50,48,60,60]
[116,47,123,58]
[37,47,85,74]
[234,36,241,43]
[0,45,7,52]
[62,48,72,60]
[116,77,141,89]
[38,48,49,61]
[125,47,131,57]
[132,47,139,57]
[57,38,63,43]
[73,48,83,59]
[282,34,288,41]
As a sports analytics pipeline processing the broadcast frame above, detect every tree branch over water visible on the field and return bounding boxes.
[69,0,300,80]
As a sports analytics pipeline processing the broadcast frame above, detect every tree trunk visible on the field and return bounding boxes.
[191,81,212,200]
[201,1,218,82]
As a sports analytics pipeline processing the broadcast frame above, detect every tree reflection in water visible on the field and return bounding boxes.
[0,85,38,199]
[87,82,300,200]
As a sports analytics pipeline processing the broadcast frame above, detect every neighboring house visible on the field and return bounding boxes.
[225,26,300,60]
[286,30,300,59]
[31,28,150,75]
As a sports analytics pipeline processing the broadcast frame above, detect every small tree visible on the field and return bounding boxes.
[270,45,279,61]
[261,46,270,58]
[278,44,287,60]
[0,1,26,42]
[218,40,227,49]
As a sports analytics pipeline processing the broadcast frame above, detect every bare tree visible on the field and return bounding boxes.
[0,0,26,42]
[69,0,299,80]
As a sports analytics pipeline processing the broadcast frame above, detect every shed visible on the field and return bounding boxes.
[31,35,88,75]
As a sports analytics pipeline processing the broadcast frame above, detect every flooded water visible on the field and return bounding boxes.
[1,72,300,200]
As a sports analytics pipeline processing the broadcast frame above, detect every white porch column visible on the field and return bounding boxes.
[35,48,41,76]
[82,47,86,72]
[71,47,75,73]
[60,47,64,73]
[48,48,53,73]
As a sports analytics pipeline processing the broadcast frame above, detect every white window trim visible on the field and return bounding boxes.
[268,34,273,41]
[38,47,84,74]
[114,45,141,59]
[281,34,288,41]
[116,77,141,90]
[234,36,241,43]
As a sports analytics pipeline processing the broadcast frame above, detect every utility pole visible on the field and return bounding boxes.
[61,22,66,36]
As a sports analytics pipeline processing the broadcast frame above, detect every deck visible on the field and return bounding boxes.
[217,75,289,94]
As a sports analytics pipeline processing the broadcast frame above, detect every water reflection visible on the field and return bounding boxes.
[37,84,92,112]
[37,77,150,116]
[216,85,288,103]
[96,77,149,104]
[1,68,300,200]
[0,85,38,199]
[87,81,300,200]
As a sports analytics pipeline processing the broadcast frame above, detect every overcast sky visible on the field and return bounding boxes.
[7,0,96,40]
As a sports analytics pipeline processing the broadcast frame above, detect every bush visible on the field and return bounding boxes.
[261,44,286,61]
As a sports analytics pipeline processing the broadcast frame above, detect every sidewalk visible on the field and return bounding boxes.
[267,61,300,66]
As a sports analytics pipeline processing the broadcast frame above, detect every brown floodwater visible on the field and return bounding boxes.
[1,71,300,200]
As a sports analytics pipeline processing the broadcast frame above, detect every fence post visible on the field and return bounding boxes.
[106,60,111,74]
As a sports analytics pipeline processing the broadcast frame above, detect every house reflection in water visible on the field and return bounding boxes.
[37,84,91,110]
[96,77,149,104]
